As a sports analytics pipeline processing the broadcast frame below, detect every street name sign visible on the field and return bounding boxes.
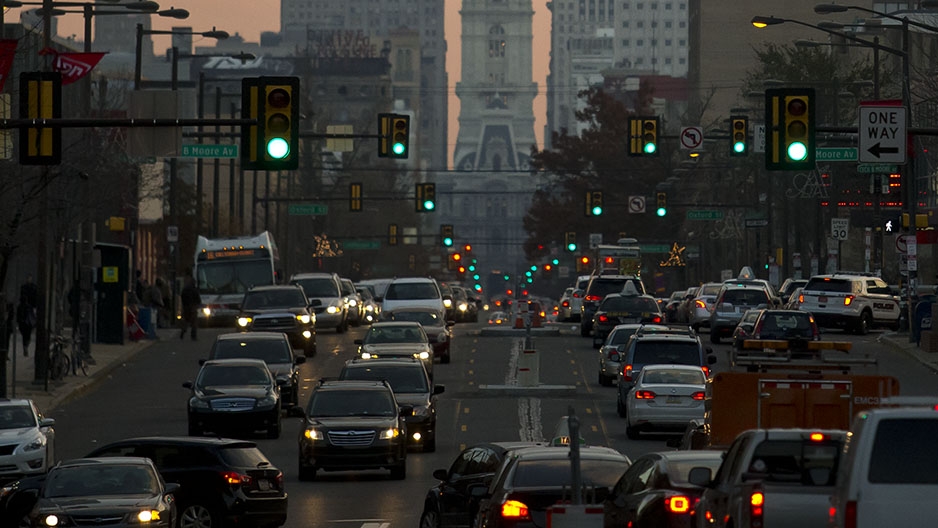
[816,147,857,162]
[288,204,328,216]
[342,239,381,250]
[859,105,907,164]
[857,163,898,174]
[686,210,724,221]
[831,218,850,241]
[181,144,239,158]
[745,219,769,228]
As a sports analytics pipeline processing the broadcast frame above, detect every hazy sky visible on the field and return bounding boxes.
[45,0,551,165]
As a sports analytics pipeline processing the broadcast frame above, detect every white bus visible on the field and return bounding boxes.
[596,238,642,276]
[192,231,281,325]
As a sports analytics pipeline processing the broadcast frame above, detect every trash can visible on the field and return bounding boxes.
[138,306,152,337]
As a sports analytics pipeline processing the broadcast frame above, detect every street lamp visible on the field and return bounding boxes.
[134,24,229,90]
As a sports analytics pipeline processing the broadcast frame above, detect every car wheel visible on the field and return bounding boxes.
[420,509,441,528]
[178,502,217,528]
[389,460,406,480]
[298,463,317,481]
[267,419,282,439]
[423,434,436,453]
[626,425,641,440]
[617,396,627,418]
[856,312,872,335]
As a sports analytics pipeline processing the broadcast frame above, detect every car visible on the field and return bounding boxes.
[666,418,710,451]
[730,309,763,350]
[616,326,716,418]
[204,332,306,408]
[673,287,699,324]
[590,282,663,347]
[0,399,55,483]
[86,437,288,528]
[358,278,393,305]
[236,285,317,357]
[784,286,805,310]
[340,278,364,326]
[683,282,723,330]
[297,379,408,480]
[357,285,381,324]
[558,287,575,321]
[0,473,45,527]
[26,457,178,528]
[603,450,725,528]
[354,321,435,379]
[663,291,686,322]
[183,358,283,439]
[722,267,783,307]
[580,274,646,337]
[623,364,708,439]
[452,286,479,323]
[568,275,592,322]
[597,324,671,387]
[340,358,445,452]
[382,307,455,364]
[708,285,772,344]
[778,278,808,301]
[419,442,545,528]
[797,273,900,334]
[289,272,348,333]
[439,282,457,321]
[488,311,509,325]
[734,308,820,348]
[382,277,446,315]
[473,445,631,528]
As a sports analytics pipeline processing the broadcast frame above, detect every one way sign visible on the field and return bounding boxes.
[859,105,907,164]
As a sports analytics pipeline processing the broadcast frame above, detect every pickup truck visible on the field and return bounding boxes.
[689,428,847,528]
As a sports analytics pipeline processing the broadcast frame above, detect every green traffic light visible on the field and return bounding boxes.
[643,142,657,155]
[423,200,435,211]
[473,274,480,280]
[591,206,603,215]
[392,142,406,156]
[733,141,745,153]
[530,265,537,271]
[526,278,533,284]
[787,141,808,161]
[267,138,290,159]
[503,275,510,281]
[468,265,475,272]
[566,243,577,252]
[656,207,667,217]
[552,258,559,265]
[443,237,453,246]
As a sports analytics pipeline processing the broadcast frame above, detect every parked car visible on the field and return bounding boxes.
[204,332,306,408]
[0,399,55,484]
[86,437,288,528]
[236,284,317,356]
[183,358,283,439]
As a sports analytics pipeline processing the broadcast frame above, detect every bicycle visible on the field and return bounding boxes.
[67,331,89,376]
[48,335,70,381]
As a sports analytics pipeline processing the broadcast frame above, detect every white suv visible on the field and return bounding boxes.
[798,273,899,334]
[0,399,55,481]
[381,277,444,315]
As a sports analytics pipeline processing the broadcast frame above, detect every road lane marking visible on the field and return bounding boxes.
[585,408,592,414]
[570,359,576,364]
[461,424,467,432]
[591,425,598,432]
[464,407,470,414]
[505,339,522,386]
[469,358,475,364]
[459,443,466,450]
[468,370,474,375]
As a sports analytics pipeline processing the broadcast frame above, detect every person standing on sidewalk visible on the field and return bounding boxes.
[180,277,201,341]
[16,296,35,357]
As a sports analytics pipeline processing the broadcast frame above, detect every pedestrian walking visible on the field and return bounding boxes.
[16,297,35,357]
[180,277,201,341]
[157,277,172,328]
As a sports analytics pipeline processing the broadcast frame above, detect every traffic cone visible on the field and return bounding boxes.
[514,309,525,329]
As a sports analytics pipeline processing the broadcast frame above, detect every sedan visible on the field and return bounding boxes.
[27,457,177,528]
[355,321,434,379]
[624,364,707,440]
[0,399,55,483]
[597,324,670,387]
[730,309,763,350]
[183,358,283,439]
[591,287,663,347]
[603,450,724,528]
[382,307,455,364]
[204,332,306,407]
[488,311,509,325]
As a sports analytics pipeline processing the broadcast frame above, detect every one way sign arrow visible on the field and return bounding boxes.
[866,142,900,159]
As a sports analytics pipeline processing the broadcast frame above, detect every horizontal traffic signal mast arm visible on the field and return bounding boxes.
[0,118,391,137]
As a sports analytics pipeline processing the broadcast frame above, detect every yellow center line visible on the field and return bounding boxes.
[591,425,598,432]
[469,358,475,364]
[468,370,474,375]
[585,408,593,414]
[464,407,470,414]
[459,443,466,451]
[461,424,467,432]
[570,359,576,365]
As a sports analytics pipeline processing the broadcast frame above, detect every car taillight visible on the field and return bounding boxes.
[651,315,662,323]
[666,495,691,514]
[809,432,825,442]
[598,314,609,323]
[501,500,530,519]
[798,293,804,304]
[695,299,706,309]
[562,300,570,307]
[221,471,252,486]
[691,391,706,401]
[701,365,710,377]
[573,292,582,298]
[274,471,283,487]
[845,500,857,528]
[622,364,633,381]
[585,294,601,301]
[635,390,656,399]
[843,295,855,306]
[750,489,764,528]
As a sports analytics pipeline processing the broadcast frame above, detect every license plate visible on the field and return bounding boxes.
[257,479,270,491]
[622,318,638,324]
[819,296,828,303]
[667,396,681,404]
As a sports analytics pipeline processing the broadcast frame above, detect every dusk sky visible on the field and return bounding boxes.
[44,0,552,165]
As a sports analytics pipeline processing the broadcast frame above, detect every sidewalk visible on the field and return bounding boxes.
[878,330,938,373]
[2,328,174,413]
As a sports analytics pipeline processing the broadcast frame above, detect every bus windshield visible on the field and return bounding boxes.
[197,260,275,295]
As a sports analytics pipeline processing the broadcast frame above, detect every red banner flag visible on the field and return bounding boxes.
[0,39,18,91]
[40,48,107,85]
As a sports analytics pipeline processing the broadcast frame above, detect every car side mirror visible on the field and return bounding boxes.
[354,339,363,345]
[295,356,306,365]
[688,466,713,487]
[447,320,456,327]
[182,381,193,389]
[433,385,446,395]
[432,468,449,481]
[39,417,55,428]
[164,482,181,495]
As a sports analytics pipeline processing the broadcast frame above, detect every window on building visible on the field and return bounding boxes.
[637,21,643,27]
[651,20,657,27]
[637,39,644,46]
[665,1,672,8]
[636,2,643,8]
[651,39,657,45]
[679,21,686,28]
[665,57,672,64]
[636,57,644,64]
[651,1,658,8]
[665,39,671,45]
[665,21,672,28]
[622,39,629,46]
[622,21,629,27]
[622,1,629,7]
[679,57,686,64]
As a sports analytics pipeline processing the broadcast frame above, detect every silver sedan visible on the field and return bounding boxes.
[624,364,707,440]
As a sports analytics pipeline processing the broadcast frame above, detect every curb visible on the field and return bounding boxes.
[877,332,938,375]
[47,340,155,411]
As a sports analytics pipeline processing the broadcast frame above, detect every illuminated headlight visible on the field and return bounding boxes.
[483,304,490,310]
[296,314,312,324]
[202,306,212,316]
[443,299,453,308]
[412,405,431,417]
[417,351,430,360]
[137,510,160,522]
[348,300,358,307]
[326,306,340,314]
[412,432,422,441]
[361,352,374,359]
[304,428,324,440]
[23,436,45,452]
[365,305,375,312]
[379,428,400,439]
[237,316,252,327]
[44,514,59,526]
[189,397,210,410]
[458,303,468,312]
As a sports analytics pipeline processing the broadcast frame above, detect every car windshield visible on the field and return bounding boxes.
[511,458,629,488]
[666,457,724,486]
[699,284,722,296]
[212,339,293,364]
[632,341,701,365]
[601,297,659,312]
[805,278,854,293]
[291,278,338,297]
[242,289,307,309]
[642,368,705,385]
[389,311,441,326]
[609,328,638,345]
[364,325,427,344]
[385,282,439,300]
[590,280,634,298]
[197,260,275,295]
[869,418,938,484]
[44,464,158,497]
[758,313,815,338]
[747,439,841,486]
[341,365,429,393]
[0,405,36,429]
[308,390,397,417]
[720,289,769,306]
[198,365,270,387]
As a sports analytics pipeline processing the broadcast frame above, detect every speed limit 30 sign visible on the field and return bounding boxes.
[831,218,850,241]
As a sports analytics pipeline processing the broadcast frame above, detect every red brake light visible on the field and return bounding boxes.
[651,315,662,323]
[809,432,825,442]
[623,364,633,381]
[635,390,657,399]
[221,471,252,486]
[598,314,609,323]
[701,365,710,377]
[562,300,570,307]
[750,490,764,519]
[695,299,706,308]
[691,391,706,401]
[666,495,691,514]
[843,295,855,306]
[501,500,530,519]
[585,294,601,301]
[573,292,582,298]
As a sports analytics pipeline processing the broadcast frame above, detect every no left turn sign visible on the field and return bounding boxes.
[628,196,646,214]
[680,127,703,150]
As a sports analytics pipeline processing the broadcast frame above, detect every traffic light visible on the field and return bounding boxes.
[388,224,398,246]
[576,255,591,273]
[765,88,815,170]
[242,76,300,170]
[565,232,577,252]
[656,192,667,217]
[415,183,436,212]
[441,224,454,247]
[349,182,362,212]
[586,190,603,216]
[730,116,748,156]
[20,72,61,165]
[628,116,659,156]
[378,113,410,159]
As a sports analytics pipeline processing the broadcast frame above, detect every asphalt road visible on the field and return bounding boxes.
[46,319,938,528]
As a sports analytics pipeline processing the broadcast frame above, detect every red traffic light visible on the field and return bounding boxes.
[787,98,806,116]
[506,289,513,296]
[452,253,462,261]
[464,244,472,252]
[580,256,590,264]
[457,266,466,273]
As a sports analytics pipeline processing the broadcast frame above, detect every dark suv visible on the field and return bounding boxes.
[615,326,716,417]
[298,380,408,480]
[85,437,288,528]
[580,275,646,337]
[236,285,317,356]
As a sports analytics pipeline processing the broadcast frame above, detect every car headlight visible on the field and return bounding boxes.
[365,305,375,312]
[304,427,324,440]
[379,428,400,439]
[412,405,431,417]
[44,514,59,526]
[443,299,453,308]
[458,303,468,312]
[22,436,45,452]
[326,305,339,314]
[137,510,160,522]
[201,306,212,316]
[258,394,278,407]
[189,397,210,410]
[417,351,430,360]
[348,299,358,307]
[237,316,252,327]
[296,314,311,324]
[361,352,374,359]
